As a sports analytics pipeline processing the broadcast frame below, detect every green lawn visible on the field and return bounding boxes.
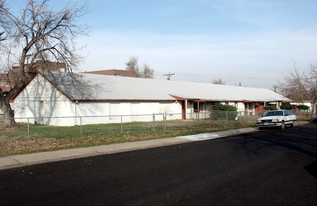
[0,114,311,157]
[0,119,255,157]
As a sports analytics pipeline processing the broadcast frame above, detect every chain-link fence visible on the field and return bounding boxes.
[0,110,311,139]
[0,111,258,137]
[289,110,311,116]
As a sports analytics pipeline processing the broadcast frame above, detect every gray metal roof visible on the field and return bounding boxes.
[40,70,290,102]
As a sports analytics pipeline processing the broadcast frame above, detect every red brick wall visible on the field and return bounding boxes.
[84,70,133,77]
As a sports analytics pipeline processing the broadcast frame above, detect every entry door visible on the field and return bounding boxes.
[255,104,264,115]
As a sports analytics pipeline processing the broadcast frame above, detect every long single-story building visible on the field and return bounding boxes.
[12,70,291,126]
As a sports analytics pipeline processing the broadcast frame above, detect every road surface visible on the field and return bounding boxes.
[1,124,316,205]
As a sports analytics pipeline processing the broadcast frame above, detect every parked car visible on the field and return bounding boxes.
[257,110,296,129]
[312,112,317,123]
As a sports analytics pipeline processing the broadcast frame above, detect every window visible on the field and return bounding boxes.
[285,110,292,116]
[1,80,6,86]
[194,102,198,112]
[58,68,66,72]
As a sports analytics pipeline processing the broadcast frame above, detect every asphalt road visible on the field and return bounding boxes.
[1,124,317,206]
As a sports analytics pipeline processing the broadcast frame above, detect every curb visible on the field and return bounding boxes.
[0,127,264,171]
[0,137,190,171]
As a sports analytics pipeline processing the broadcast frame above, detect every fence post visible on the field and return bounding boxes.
[121,115,123,132]
[244,111,246,122]
[226,111,228,121]
[164,113,167,130]
[80,116,83,136]
[152,113,156,131]
[27,118,30,139]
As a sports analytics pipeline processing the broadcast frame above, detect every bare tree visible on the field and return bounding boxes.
[141,63,154,79]
[0,31,4,41]
[125,56,154,78]
[126,56,141,77]
[0,0,87,127]
[0,0,7,43]
[212,78,225,85]
[277,63,317,115]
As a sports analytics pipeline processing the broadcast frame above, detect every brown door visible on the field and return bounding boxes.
[255,104,264,115]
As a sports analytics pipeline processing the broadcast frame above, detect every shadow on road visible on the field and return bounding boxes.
[241,123,317,178]
[305,160,317,178]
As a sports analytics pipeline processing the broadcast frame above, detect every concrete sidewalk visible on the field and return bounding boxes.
[0,127,258,170]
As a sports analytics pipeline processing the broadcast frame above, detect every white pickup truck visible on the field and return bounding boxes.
[257,110,296,129]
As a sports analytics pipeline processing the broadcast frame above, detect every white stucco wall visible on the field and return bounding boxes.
[236,102,245,112]
[291,102,313,111]
[13,75,183,126]
[75,101,182,125]
[15,74,286,126]
[14,75,75,126]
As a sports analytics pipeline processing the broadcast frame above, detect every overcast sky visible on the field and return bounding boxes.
[8,0,317,89]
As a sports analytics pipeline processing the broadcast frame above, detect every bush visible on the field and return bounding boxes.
[280,102,293,110]
[210,104,238,120]
[264,106,277,111]
[297,105,309,110]
[211,104,237,111]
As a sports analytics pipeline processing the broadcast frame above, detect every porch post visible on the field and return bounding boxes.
[197,101,200,119]
[184,99,187,119]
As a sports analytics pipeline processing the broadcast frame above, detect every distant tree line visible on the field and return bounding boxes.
[125,56,154,78]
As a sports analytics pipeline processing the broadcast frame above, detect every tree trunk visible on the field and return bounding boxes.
[0,96,15,128]
[312,100,317,117]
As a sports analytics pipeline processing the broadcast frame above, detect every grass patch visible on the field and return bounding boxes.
[0,119,259,157]
[296,115,312,121]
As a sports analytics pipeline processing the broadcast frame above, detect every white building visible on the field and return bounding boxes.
[12,70,290,126]
[290,101,313,111]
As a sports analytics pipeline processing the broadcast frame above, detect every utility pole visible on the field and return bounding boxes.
[163,73,175,80]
